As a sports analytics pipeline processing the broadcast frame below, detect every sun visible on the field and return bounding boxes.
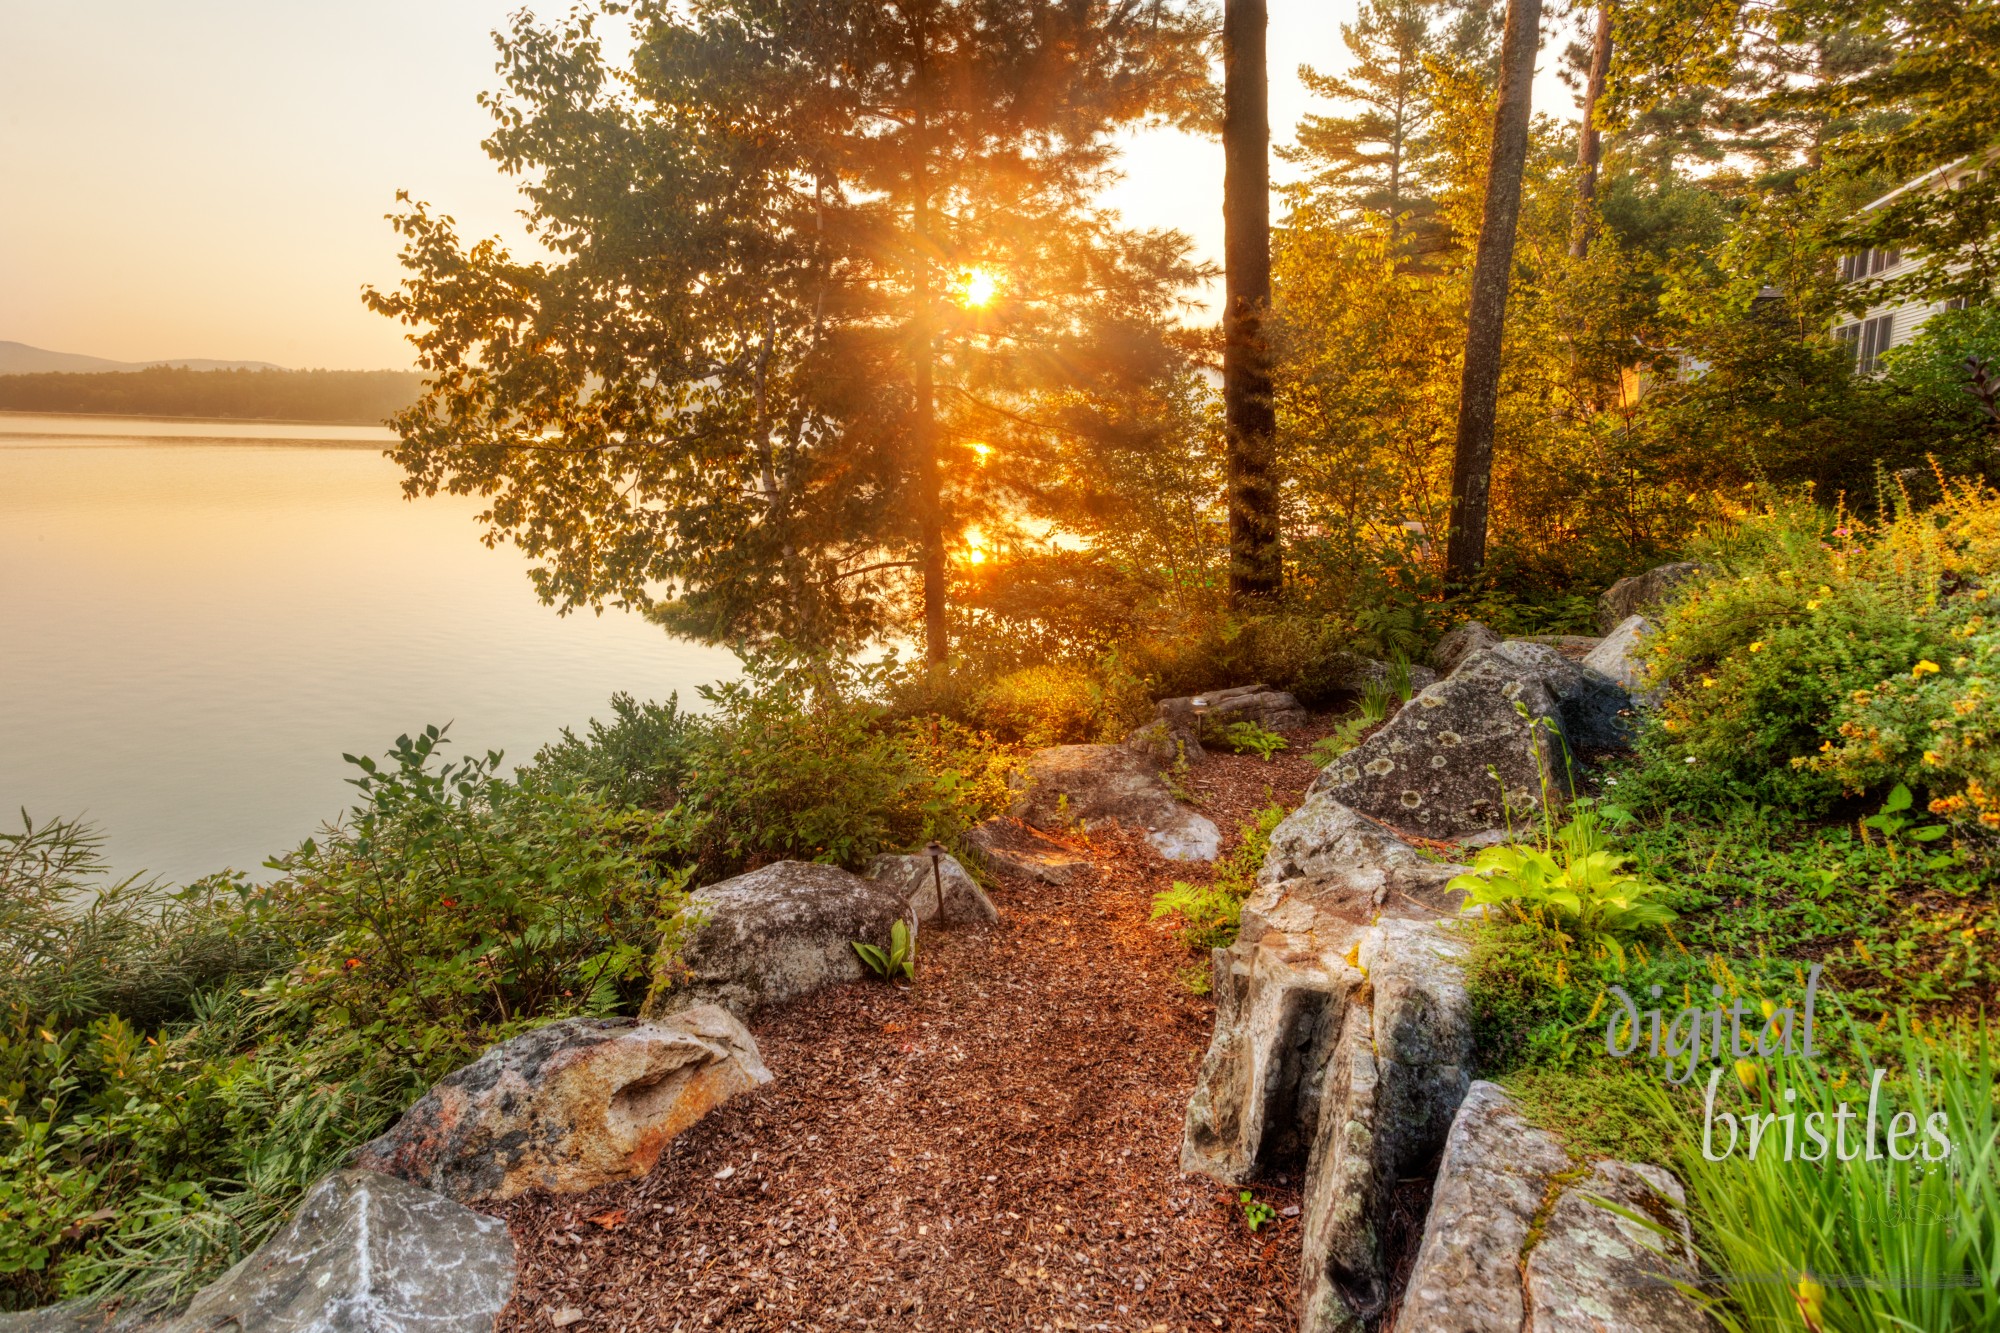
[957,267,1000,309]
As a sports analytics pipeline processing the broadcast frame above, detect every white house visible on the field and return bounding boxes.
[1833,160,1985,372]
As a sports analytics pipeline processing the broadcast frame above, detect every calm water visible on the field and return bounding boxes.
[1,413,739,885]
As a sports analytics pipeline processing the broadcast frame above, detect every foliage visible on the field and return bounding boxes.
[1791,480,2000,825]
[530,693,704,811]
[261,726,686,1043]
[1150,805,1286,960]
[1238,1190,1277,1233]
[1651,1021,2000,1333]
[853,918,917,983]
[1635,491,1965,812]
[1217,722,1288,761]
[1450,801,1679,960]
[364,0,1214,654]
[655,658,1015,875]
[975,662,1139,750]
[0,816,279,1033]
[1312,716,1374,767]
[1881,304,2000,432]
[0,722,699,1311]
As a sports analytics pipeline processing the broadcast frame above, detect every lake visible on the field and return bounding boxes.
[1,412,739,885]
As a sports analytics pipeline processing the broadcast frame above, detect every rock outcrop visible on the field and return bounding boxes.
[1181,791,1477,1332]
[1396,1082,1572,1332]
[865,850,998,925]
[353,1007,769,1204]
[165,1171,514,1333]
[1596,562,1701,634]
[1191,684,1311,732]
[1585,613,1659,703]
[1010,743,1220,861]
[1486,639,1634,752]
[964,817,1091,885]
[1398,1081,1712,1333]
[1123,716,1200,767]
[1309,647,1571,838]
[643,861,914,1019]
[1308,639,1637,838]
[1525,1161,1710,1332]
[1432,621,1502,675]
[1296,921,1474,1332]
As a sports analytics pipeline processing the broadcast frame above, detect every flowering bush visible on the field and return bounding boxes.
[1806,598,2000,826]
[1637,488,1972,810]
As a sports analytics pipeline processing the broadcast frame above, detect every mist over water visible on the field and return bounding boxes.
[0,412,738,885]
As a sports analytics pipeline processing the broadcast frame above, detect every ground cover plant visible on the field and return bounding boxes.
[0,658,1028,1312]
[1458,487,2000,1330]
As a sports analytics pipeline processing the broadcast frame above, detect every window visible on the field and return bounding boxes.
[1841,248,1904,281]
[1839,314,1896,373]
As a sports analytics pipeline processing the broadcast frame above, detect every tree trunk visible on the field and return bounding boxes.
[1223,0,1281,605]
[1569,7,1612,260]
[913,198,947,667]
[1443,0,1543,582]
[910,27,948,667]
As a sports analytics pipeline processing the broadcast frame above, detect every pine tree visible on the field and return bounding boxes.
[1444,0,1543,580]
[366,1,1211,659]
[1225,0,1283,603]
[1285,0,1439,243]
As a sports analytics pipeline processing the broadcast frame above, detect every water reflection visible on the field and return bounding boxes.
[0,412,738,884]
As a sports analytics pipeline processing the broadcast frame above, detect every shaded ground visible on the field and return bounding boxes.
[490,734,1332,1332]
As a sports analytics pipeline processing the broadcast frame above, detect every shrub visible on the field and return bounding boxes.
[976,663,1126,748]
[671,658,1016,873]
[1637,491,1963,812]
[530,692,703,810]
[261,725,687,1045]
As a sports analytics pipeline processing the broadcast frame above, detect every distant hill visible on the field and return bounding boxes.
[0,340,283,375]
[0,366,425,424]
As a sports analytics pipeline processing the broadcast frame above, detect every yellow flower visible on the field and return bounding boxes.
[1750,642,1766,653]
[1734,1059,1760,1090]
[1914,660,1941,678]
[1820,740,1835,753]
[1806,599,1821,610]
[1702,677,1717,689]
[1925,750,1943,765]
[1795,1274,1826,1328]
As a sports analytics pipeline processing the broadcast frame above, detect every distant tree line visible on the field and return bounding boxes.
[0,366,423,424]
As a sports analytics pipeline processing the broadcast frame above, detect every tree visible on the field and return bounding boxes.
[366,1,1212,661]
[1223,0,1283,604]
[1285,0,1439,245]
[1570,5,1612,258]
[1443,0,1542,579]
[1605,0,1991,303]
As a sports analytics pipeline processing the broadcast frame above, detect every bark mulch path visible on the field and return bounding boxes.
[490,735,1335,1333]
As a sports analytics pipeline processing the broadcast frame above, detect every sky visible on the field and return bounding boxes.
[0,2,1586,371]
